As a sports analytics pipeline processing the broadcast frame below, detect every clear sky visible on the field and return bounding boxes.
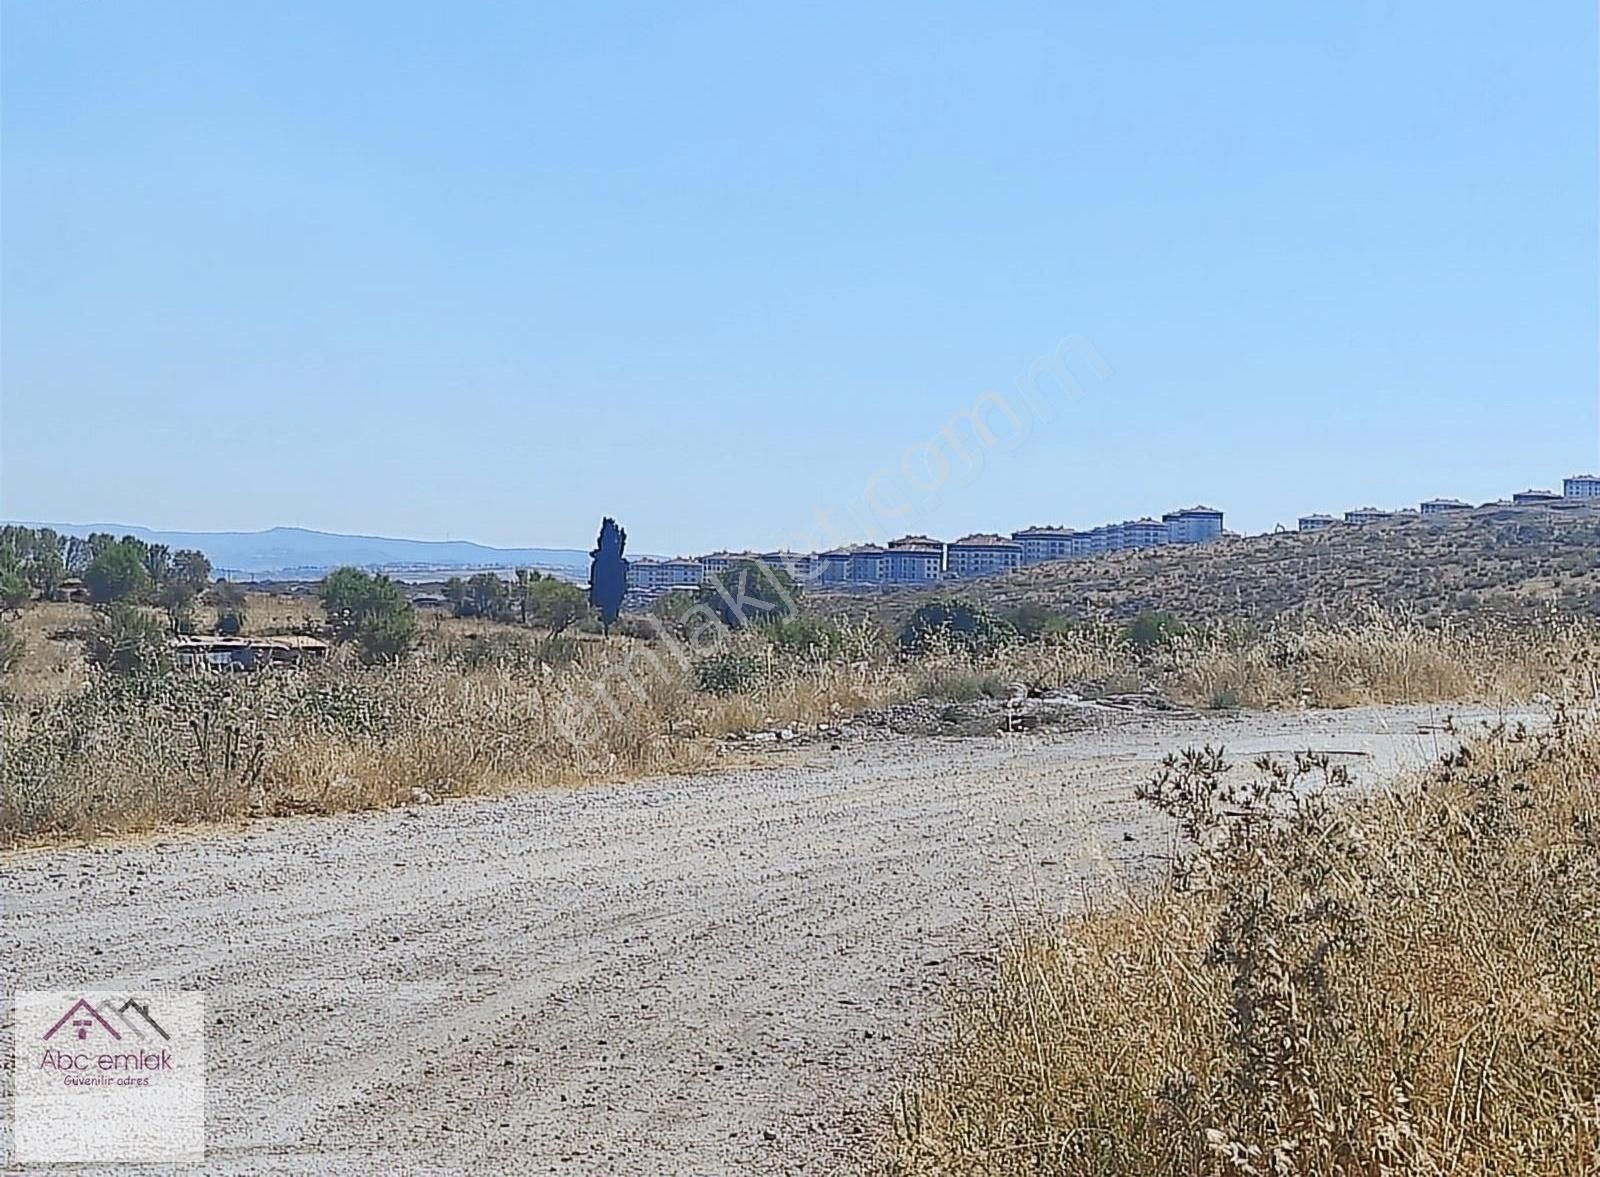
[2,3,1595,555]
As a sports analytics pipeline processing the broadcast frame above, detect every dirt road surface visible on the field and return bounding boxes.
[2,704,1522,1175]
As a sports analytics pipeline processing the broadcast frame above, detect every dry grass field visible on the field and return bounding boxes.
[881,697,1600,1175]
[0,583,1591,848]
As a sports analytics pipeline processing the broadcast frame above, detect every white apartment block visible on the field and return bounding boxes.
[1298,514,1338,532]
[1564,475,1600,499]
[887,536,943,582]
[946,533,1022,578]
[1163,505,1224,544]
[1512,489,1562,504]
[1344,507,1395,525]
[625,558,704,591]
[758,551,814,580]
[698,551,752,576]
[1420,498,1472,516]
[1011,525,1077,565]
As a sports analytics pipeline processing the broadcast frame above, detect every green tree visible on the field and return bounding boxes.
[527,577,589,636]
[319,568,417,662]
[158,580,198,635]
[0,567,30,615]
[698,559,800,630]
[442,576,468,615]
[513,567,541,625]
[141,542,172,586]
[465,572,511,621]
[84,604,171,676]
[83,541,153,603]
[587,517,629,632]
[206,581,249,635]
[172,549,213,590]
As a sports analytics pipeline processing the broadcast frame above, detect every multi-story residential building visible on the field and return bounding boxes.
[1298,514,1338,532]
[946,533,1022,578]
[1512,489,1562,505]
[758,551,814,581]
[848,545,891,583]
[887,536,944,582]
[1129,518,1171,549]
[625,557,704,591]
[1344,507,1395,525]
[1163,505,1225,544]
[1564,475,1600,499]
[697,550,752,576]
[1420,498,1472,516]
[1012,525,1078,564]
[1087,524,1118,554]
[814,548,854,584]
[1069,531,1097,558]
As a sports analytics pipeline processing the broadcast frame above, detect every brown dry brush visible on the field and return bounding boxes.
[883,712,1600,1175]
[0,614,1594,846]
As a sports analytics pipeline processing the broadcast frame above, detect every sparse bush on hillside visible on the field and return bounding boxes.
[700,560,801,629]
[693,651,763,695]
[1003,601,1073,639]
[83,605,171,676]
[899,599,1014,654]
[0,620,24,674]
[1125,610,1187,651]
[764,615,844,657]
[207,580,249,635]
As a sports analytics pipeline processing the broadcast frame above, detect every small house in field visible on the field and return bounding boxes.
[171,634,330,671]
[53,578,90,603]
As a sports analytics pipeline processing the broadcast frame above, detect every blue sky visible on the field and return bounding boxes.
[2,2,1594,555]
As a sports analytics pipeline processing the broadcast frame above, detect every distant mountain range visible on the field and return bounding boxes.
[12,523,590,580]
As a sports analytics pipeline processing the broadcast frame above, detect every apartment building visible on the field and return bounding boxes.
[1119,518,1167,549]
[813,548,854,584]
[946,533,1022,578]
[1512,489,1562,505]
[1163,505,1225,544]
[625,558,703,591]
[1298,514,1338,532]
[697,551,752,576]
[1011,525,1077,565]
[752,551,810,582]
[886,536,944,582]
[1344,507,1396,525]
[848,545,891,583]
[1564,475,1600,499]
[1420,498,1472,516]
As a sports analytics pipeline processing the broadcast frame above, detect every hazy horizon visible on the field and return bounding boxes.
[3,4,1595,552]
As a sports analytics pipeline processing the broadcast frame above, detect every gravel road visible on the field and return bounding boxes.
[1,703,1518,1176]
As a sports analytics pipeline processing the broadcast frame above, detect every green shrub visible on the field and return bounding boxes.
[764,615,843,656]
[84,605,171,676]
[693,652,762,695]
[1004,602,1074,639]
[1125,610,1187,651]
[899,599,1014,654]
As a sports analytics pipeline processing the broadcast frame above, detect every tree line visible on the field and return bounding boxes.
[0,525,247,633]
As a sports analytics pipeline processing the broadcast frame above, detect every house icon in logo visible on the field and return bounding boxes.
[43,998,122,1042]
